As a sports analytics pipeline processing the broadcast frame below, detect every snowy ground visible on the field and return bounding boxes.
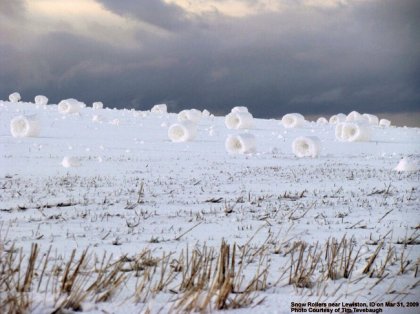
[1,100,419,313]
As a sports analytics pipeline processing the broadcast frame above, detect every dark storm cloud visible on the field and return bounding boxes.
[0,0,419,120]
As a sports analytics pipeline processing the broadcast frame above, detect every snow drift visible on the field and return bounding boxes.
[178,109,202,123]
[168,121,197,142]
[281,113,305,128]
[225,133,256,154]
[9,92,21,103]
[34,95,48,106]
[335,122,372,142]
[92,102,104,110]
[58,99,83,114]
[225,112,254,129]
[10,115,40,138]
[292,136,321,158]
[151,104,167,114]
[329,113,346,124]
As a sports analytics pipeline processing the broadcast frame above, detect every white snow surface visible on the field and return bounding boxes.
[0,100,419,313]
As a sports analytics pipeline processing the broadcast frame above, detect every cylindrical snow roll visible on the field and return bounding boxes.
[151,104,167,114]
[110,118,120,126]
[202,109,210,117]
[61,156,80,168]
[346,111,361,121]
[231,106,249,113]
[346,111,369,124]
[281,113,305,128]
[379,119,391,127]
[92,115,105,123]
[362,113,379,125]
[92,102,104,110]
[177,110,189,121]
[10,115,40,138]
[225,133,256,154]
[34,95,48,106]
[225,111,254,129]
[316,117,328,124]
[168,121,197,142]
[394,158,419,172]
[9,92,21,103]
[329,113,346,124]
[292,136,321,158]
[178,109,202,123]
[58,99,82,114]
[338,122,372,142]
[335,122,346,141]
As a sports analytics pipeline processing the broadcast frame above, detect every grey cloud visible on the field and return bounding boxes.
[0,0,25,18]
[0,0,419,122]
[98,0,190,31]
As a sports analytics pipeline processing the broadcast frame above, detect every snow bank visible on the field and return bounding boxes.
[34,95,48,106]
[58,99,83,114]
[316,117,328,124]
[292,136,321,158]
[225,133,256,154]
[92,102,104,110]
[379,119,391,127]
[231,106,249,113]
[225,111,254,129]
[61,156,80,168]
[168,121,197,142]
[335,122,372,142]
[9,92,21,103]
[10,115,40,138]
[394,157,419,172]
[178,109,202,123]
[362,113,379,125]
[151,104,167,114]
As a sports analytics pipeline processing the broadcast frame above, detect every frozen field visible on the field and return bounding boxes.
[1,100,419,313]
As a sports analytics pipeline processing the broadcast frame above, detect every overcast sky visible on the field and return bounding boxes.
[0,0,419,119]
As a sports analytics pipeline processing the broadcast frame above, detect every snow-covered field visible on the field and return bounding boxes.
[1,98,419,313]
